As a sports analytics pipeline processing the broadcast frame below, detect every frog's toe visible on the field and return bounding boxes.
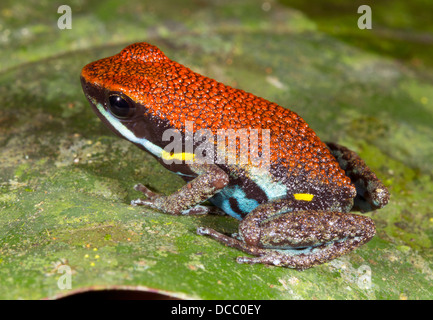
[326,142,390,212]
[131,197,174,216]
[371,187,390,208]
[133,183,160,199]
[196,226,210,235]
[130,198,157,207]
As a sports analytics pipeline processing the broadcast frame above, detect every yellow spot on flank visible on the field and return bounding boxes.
[161,150,195,161]
[294,193,314,201]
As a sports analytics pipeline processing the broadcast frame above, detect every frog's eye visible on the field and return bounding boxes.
[108,94,135,119]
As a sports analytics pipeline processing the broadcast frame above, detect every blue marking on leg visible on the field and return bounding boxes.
[210,185,259,220]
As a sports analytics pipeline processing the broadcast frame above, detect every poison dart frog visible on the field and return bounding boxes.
[81,42,389,270]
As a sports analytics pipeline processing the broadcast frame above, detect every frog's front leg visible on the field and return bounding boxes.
[197,200,375,270]
[326,142,389,212]
[131,163,229,215]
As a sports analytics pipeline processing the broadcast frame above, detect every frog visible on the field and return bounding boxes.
[80,42,389,270]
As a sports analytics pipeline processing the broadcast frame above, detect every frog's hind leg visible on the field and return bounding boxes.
[197,200,376,270]
[326,142,389,212]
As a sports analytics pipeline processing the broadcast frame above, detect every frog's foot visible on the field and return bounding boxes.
[131,184,209,215]
[233,233,373,271]
[204,206,227,216]
[197,209,376,270]
[133,183,159,199]
[181,205,228,215]
[131,183,166,209]
[131,163,229,216]
[326,142,390,212]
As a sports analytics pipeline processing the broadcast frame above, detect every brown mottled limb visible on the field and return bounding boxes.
[131,163,229,215]
[326,142,390,212]
[198,200,376,270]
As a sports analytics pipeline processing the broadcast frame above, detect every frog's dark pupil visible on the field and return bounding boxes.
[108,95,131,118]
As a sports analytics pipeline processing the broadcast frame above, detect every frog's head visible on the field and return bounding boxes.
[80,43,172,156]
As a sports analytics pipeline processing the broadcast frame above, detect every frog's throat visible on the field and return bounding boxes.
[91,98,163,158]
